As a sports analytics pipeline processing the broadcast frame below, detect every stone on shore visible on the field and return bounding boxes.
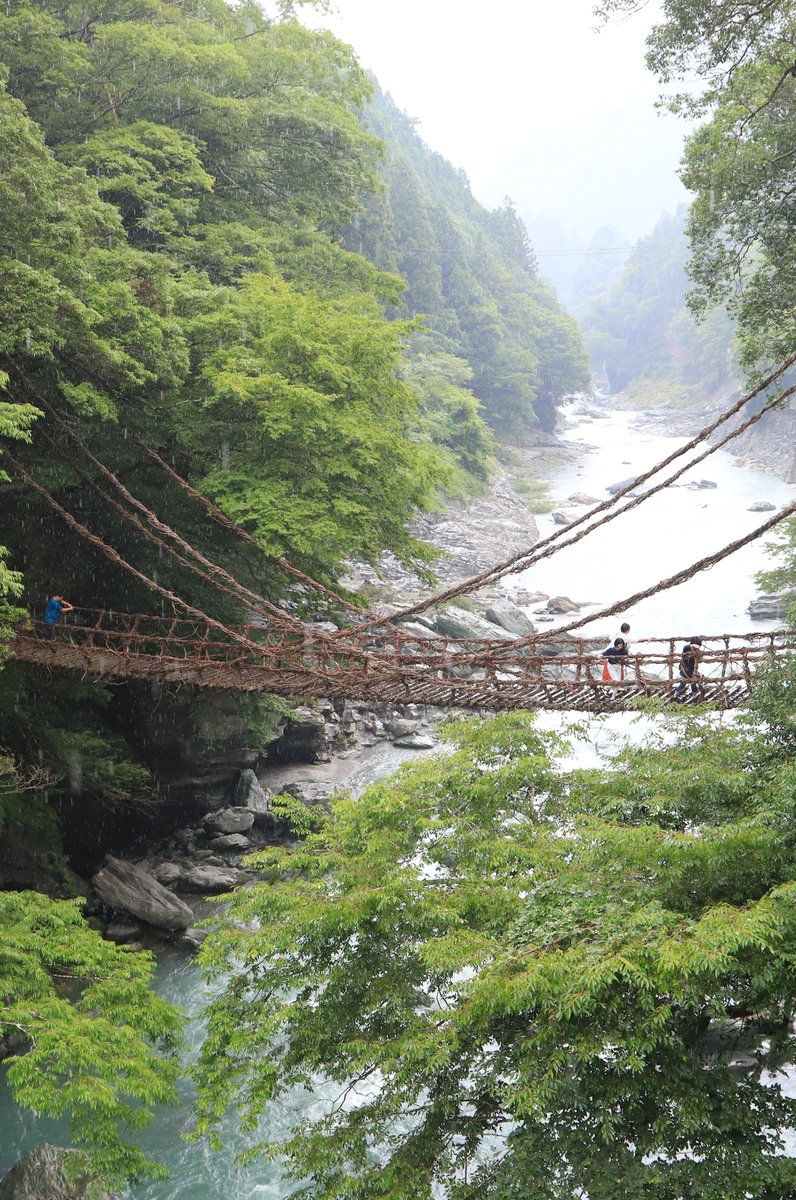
[203,807,255,835]
[484,603,536,637]
[233,768,270,813]
[152,862,182,887]
[551,511,573,526]
[92,856,193,930]
[546,596,580,614]
[0,1146,114,1200]
[208,833,251,852]
[179,865,241,893]
[748,500,776,512]
[748,595,787,619]
[394,733,437,750]
[433,606,514,641]
[606,477,638,495]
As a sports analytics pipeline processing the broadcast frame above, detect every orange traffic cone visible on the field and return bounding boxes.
[602,659,612,682]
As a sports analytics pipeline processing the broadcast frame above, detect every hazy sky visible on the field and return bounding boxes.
[304,0,692,249]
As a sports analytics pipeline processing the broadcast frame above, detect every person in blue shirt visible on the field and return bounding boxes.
[42,594,74,638]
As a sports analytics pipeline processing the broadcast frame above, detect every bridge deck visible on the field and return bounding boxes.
[12,626,772,713]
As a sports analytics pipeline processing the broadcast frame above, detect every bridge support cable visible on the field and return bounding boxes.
[334,353,796,636]
[12,365,365,623]
[5,454,432,679]
[4,453,308,657]
[11,375,315,634]
[131,436,364,618]
[32,426,309,635]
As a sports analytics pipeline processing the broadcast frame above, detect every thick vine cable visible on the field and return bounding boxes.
[132,436,364,616]
[4,454,450,686]
[443,380,796,666]
[29,428,412,667]
[13,375,312,634]
[33,426,308,634]
[4,454,281,654]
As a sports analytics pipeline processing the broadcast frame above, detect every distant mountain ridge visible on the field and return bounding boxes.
[345,88,590,435]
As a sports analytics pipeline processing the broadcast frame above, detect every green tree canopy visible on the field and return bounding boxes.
[0,890,182,1189]
[195,699,796,1199]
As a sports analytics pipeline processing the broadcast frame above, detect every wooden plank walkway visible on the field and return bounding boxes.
[11,632,764,713]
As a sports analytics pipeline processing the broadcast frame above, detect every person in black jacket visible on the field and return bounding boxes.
[674,636,703,699]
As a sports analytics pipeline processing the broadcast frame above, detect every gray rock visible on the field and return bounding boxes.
[180,926,210,951]
[511,590,549,604]
[394,734,437,750]
[606,477,638,495]
[434,606,514,641]
[748,500,776,512]
[687,478,717,490]
[748,595,787,619]
[151,862,182,887]
[546,596,580,614]
[233,768,270,814]
[727,1053,759,1072]
[396,613,438,632]
[551,511,573,526]
[0,1146,114,1200]
[385,717,419,738]
[397,621,441,640]
[567,492,599,505]
[92,857,193,930]
[104,920,142,944]
[484,603,536,637]
[203,807,255,835]
[208,833,251,851]
[180,865,241,893]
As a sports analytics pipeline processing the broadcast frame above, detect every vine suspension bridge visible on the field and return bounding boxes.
[7,357,796,713]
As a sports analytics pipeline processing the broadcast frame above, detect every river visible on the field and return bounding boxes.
[2,404,795,1195]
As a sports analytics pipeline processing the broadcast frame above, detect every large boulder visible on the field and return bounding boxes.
[748,594,787,619]
[233,768,270,814]
[0,1146,113,1200]
[274,709,333,762]
[208,833,251,852]
[92,857,193,930]
[546,596,580,614]
[748,500,776,512]
[433,606,514,641]
[179,865,241,894]
[203,807,255,835]
[484,603,536,637]
[394,733,437,750]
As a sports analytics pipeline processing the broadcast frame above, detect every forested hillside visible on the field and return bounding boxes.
[347,89,590,435]
[582,208,737,399]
